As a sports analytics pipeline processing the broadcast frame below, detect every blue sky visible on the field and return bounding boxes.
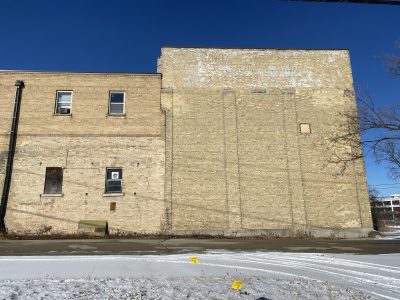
[1,0,399,195]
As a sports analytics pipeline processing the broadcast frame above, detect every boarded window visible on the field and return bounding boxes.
[299,123,311,134]
[44,167,63,194]
[109,92,125,115]
[105,168,122,193]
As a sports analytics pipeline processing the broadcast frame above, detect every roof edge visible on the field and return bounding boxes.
[161,46,349,51]
[0,70,161,76]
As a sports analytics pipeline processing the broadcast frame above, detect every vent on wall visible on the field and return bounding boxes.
[251,88,266,94]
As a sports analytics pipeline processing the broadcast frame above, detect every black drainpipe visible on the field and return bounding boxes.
[0,80,24,233]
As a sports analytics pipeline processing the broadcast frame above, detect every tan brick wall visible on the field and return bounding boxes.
[0,72,165,234]
[0,47,374,237]
[159,47,372,234]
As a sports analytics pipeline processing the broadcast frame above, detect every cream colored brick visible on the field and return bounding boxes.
[159,47,372,234]
[0,47,373,237]
[0,72,165,234]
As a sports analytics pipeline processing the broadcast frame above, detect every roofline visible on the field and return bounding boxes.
[0,70,161,76]
[161,46,349,51]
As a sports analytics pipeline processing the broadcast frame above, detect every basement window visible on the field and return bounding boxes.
[109,92,125,115]
[105,168,123,193]
[55,91,72,115]
[299,123,311,134]
[44,167,63,195]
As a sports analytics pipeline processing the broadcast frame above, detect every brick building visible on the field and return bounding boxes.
[0,47,373,237]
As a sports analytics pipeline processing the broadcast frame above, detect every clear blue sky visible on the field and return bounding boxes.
[1,0,399,195]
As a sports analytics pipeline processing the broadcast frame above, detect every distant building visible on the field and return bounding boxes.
[371,195,400,214]
[0,47,373,237]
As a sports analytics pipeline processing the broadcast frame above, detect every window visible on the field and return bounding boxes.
[299,123,311,134]
[105,168,122,193]
[109,92,125,115]
[44,167,63,194]
[55,91,72,115]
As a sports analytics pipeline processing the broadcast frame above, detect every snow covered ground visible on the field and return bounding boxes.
[0,251,399,299]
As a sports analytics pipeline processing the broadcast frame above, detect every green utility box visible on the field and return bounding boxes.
[78,220,108,236]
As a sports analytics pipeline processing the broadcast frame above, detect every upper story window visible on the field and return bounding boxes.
[55,91,72,115]
[109,92,125,115]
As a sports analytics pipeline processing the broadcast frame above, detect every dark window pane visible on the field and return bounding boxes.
[110,93,124,103]
[106,180,122,193]
[44,167,63,194]
[110,103,124,114]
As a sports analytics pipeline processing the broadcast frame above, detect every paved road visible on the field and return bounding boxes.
[0,238,399,255]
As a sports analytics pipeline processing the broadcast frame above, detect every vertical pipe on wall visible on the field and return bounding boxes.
[0,80,24,233]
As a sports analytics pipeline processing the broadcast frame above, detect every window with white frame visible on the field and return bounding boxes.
[105,168,123,193]
[109,92,125,115]
[55,91,72,114]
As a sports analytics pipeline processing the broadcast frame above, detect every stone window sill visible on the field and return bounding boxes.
[41,193,64,197]
[54,113,72,117]
[102,193,125,197]
[107,114,126,118]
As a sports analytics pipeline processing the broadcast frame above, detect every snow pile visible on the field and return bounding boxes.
[0,275,371,300]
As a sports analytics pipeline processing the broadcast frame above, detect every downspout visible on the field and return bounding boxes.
[0,80,24,233]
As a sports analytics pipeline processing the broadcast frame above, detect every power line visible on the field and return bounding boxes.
[287,0,400,5]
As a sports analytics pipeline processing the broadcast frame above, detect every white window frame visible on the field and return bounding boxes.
[55,90,73,115]
[108,91,125,115]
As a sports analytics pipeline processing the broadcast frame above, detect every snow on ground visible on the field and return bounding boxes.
[0,276,371,300]
[0,252,399,299]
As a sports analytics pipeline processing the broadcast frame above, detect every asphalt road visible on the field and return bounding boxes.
[0,238,399,256]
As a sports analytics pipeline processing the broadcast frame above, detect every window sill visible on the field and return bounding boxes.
[107,114,126,117]
[41,193,64,197]
[102,193,124,197]
[54,113,72,117]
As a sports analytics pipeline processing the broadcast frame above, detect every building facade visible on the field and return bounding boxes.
[0,47,373,237]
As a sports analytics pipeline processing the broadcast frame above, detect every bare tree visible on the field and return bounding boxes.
[385,40,400,77]
[328,43,400,179]
[368,186,380,202]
